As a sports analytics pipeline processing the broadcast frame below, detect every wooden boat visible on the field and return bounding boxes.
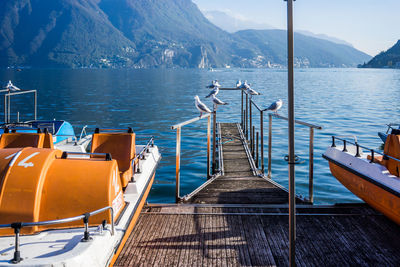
[323,134,400,225]
[0,128,161,266]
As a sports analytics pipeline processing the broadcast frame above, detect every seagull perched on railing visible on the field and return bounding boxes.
[264,99,283,114]
[4,80,21,92]
[236,80,242,88]
[195,95,212,117]
[241,80,251,89]
[205,87,219,98]
[206,80,221,89]
[246,86,260,97]
[212,94,228,107]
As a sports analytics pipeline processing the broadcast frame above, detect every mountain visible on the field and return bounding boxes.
[360,40,400,68]
[232,30,371,68]
[0,0,371,69]
[202,10,275,33]
[296,30,353,47]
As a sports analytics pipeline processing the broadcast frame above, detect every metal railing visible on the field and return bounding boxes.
[171,114,211,203]
[331,136,400,164]
[241,94,322,203]
[2,90,37,123]
[0,206,114,263]
[133,136,155,174]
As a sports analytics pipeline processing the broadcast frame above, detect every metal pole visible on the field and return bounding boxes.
[212,108,217,174]
[245,94,248,139]
[207,115,211,179]
[256,132,259,168]
[252,126,255,158]
[308,127,314,203]
[268,113,272,178]
[8,94,10,123]
[250,101,253,146]
[175,127,181,203]
[287,0,296,266]
[4,94,7,123]
[34,90,37,120]
[241,90,244,128]
[261,110,265,173]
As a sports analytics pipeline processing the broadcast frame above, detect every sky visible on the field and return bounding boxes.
[192,0,400,56]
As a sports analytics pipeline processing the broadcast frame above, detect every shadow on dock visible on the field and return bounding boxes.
[114,123,400,266]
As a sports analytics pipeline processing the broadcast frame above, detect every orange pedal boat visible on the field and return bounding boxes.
[0,128,161,266]
[323,134,400,225]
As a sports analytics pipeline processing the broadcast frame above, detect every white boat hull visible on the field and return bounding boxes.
[0,145,160,266]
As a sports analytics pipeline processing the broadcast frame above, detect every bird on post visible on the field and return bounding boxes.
[211,94,228,108]
[245,84,261,98]
[236,80,242,88]
[205,86,219,98]
[206,80,221,89]
[4,80,21,92]
[264,99,283,114]
[195,95,212,117]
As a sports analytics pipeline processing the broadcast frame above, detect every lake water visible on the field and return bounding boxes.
[1,68,399,204]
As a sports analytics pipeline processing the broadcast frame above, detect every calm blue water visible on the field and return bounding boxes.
[1,68,399,204]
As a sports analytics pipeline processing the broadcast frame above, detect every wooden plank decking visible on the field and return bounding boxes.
[114,123,400,266]
[115,205,400,266]
[185,123,302,205]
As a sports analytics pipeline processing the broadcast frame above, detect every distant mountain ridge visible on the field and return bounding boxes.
[0,0,371,68]
[203,10,275,33]
[360,40,400,68]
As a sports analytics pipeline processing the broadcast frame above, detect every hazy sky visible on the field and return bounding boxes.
[192,0,400,56]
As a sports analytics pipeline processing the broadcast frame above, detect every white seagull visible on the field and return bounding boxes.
[205,87,219,98]
[4,80,21,91]
[236,80,242,88]
[195,95,212,117]
[241,80,251,89]
[211,94,228,106]
[246,86,260,97]
[264,99,283,114]
[206,80,221,89]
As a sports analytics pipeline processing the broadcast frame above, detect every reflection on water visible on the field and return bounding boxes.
[1,68,399,204]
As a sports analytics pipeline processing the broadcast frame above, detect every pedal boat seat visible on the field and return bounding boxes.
[0,129,54,149]
[368,134,400,176]
[91,130,135,187]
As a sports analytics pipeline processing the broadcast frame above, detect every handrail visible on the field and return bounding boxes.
[171,113,211,129]
[61,151,112,160]
[79,125,88,140]
[332,136,400,163]
[250,99,263,112]
[171,114,211,202]
[133,136,155,173]
[273,114,322,130]
[0,206,114,263]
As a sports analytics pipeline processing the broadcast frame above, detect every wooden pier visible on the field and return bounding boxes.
[115,123,400,266]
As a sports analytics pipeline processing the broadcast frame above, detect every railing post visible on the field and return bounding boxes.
[81,213,92,242]
[175,127,181,203]
[250,100,253,144]
[246,93,248,139]
[212,109,217,174]
[34,90,37,120]
[256,131,259,168]
[207,116,211,179]
[11,222,22,263]
[241,89,244,128]
[252,126,255,159]
[308,128,314,204]
[261,110,265,173]
[8,93,10,123]
[4,94,7,123]
[268,113,272,178]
